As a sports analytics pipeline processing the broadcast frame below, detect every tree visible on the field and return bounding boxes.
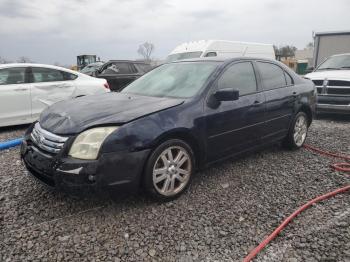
[274,45,297,59]
[0,56,12,64]
[17,56,33,63]
[137,42,154,62]
[306,42,314,49]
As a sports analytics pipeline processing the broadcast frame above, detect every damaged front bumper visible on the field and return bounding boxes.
[20,137,150,196]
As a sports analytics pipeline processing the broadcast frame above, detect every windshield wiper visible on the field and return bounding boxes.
[340,66,350,69]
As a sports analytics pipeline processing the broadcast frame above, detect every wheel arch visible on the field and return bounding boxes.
[298,104,313,126]
[150,128,205,170]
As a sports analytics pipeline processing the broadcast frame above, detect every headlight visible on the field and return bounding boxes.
[69,127,118,160]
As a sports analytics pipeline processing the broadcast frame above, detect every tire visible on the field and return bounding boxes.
[283,111,309,150]
[143,139,195,201]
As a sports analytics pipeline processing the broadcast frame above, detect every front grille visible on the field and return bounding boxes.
[31,123,68,154]
[313,79,350,96]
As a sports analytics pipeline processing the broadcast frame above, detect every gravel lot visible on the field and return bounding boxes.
[1,116,349,262]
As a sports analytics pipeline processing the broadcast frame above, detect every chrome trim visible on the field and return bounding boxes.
[31,123,68,154]
[317,103,350,111]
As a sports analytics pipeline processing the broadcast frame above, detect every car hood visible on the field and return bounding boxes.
[305,70,350,80]
[39,93,184,135]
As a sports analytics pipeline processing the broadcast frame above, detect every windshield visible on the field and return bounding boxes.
[317,54,350,70]
[166,52,203,62]
[121,62,219,98]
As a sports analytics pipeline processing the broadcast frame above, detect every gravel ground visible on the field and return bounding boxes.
[1,116,349,262]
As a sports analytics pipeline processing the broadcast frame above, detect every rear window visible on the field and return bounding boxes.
[134,63,152,73]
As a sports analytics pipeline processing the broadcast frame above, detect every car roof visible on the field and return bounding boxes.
[0,63,86,77]
[168,57,279,64]
[107,60,151,65]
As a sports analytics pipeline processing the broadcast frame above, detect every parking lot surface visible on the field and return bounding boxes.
[1,117,349,262]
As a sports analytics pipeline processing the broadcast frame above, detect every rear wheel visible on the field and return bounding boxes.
[283,112,308,149]
[143,139,194,201]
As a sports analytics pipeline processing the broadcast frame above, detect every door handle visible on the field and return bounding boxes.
[14,88,28,91]
[252,100,263,106]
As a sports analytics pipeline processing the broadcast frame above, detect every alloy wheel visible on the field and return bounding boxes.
[152,146,192,196]
[293,115,307,147]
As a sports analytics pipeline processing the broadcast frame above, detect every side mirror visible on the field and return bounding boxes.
[214,88,239,101]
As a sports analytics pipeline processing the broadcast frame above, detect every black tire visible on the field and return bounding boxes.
[283,111,309,150]
[143,139,195,201]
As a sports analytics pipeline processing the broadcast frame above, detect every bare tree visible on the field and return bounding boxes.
[17,56,33,63]
[0,56,12,64]
[274,45,297,59]
[137,42,155,62]
[306,42,314,49]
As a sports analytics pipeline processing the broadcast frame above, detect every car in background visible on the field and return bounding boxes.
[0,63,110,127]
[21,57,315,200]
[95,60,152,91]
[80,62,104,76]
[305,53,350,114]
[166,40,275,62]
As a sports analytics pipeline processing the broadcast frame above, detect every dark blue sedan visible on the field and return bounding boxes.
[21,58,316,200]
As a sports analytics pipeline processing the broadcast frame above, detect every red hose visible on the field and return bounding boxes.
[243,144,350,262]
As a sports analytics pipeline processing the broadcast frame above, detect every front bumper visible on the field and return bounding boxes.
[316,95,350,114]
[20,139,150,195]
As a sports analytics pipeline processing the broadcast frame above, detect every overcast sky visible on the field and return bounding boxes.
[0,0,349,65]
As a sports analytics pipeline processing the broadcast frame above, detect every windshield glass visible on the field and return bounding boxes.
[166,52,203,62]
[122,62,219,98]
[317,54,350,70]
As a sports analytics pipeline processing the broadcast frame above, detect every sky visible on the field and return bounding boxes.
[0,0,350,65]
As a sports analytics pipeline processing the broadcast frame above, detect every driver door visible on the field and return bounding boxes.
[205,61,266,162]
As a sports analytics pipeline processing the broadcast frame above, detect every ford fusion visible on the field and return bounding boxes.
[21,58,316,200]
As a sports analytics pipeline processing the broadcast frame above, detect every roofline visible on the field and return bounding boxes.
[167,56,278,64]
[107,60,150,64]
[314,30,350,36]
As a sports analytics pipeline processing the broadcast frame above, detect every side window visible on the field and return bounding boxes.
[256,62,287,90]
[134,63,152,73]
[32,67,67,83]
[217,62,257,96]
[62,71,78,80]
[0,67,26,85]
[100,63,133,74]
[205,52,217,57]
[284,71,293,85]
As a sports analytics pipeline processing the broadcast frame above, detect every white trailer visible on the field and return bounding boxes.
[166,40,275,62]
[313,31,350,67]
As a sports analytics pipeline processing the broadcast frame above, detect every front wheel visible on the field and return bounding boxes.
[143,139,194,201]
[283,112,309,149]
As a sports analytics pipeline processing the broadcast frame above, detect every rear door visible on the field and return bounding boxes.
[0,67,31,126]
[29,67,77,119]
[255,61,295,142]
[98,62,138,91]
[205,61,266,161]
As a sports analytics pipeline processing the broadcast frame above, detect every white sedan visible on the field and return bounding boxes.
[0,63,110,127]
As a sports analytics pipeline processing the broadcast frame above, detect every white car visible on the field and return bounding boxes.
[0,63,110,127]
[305,53,350,114]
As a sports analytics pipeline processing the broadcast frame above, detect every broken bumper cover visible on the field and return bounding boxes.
[20,139,150,195]
[316,95,350,114]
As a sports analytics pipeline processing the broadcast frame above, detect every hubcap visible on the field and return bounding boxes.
[293,115,307,147]
[152,146,192,196]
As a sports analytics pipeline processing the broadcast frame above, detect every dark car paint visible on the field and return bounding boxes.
[96,61,152,92]
[21,57,316,195]
[39,92,184,135]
